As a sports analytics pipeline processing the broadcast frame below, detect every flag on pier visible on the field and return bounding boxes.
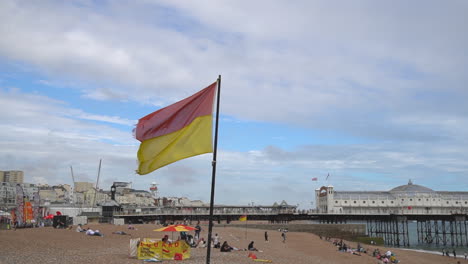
[135,82,217,175]
[239,215,247,221]
[326,173,330,180]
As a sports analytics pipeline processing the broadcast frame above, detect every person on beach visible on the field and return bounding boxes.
[186,234,195,247]
[162,235,169,243]
[281,232,286,243]
[265,231,268,242]
[195,222,201,240]
[94,229,104,237]
[76,224,85,232]
[248,241,258,251]
[385,250,392,258]
[85,228,103,237]
[464,251,467,260]
[196,238,207,248]
[112,231,130,235]
[453,249,456,258]
[220,241,233,252]
[180,231,187,241]
[213,233,220,248]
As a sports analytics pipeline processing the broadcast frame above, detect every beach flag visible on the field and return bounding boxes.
[326,173,330,180]
[311,177,318,181]
[239,215,247,221]
[135,82,218,175]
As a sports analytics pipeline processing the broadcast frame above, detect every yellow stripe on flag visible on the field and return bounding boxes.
[239,215,247,221]
[137,115,213,175]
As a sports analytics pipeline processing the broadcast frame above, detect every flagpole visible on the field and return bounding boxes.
[206,75,221,264]
[245,217,247,239]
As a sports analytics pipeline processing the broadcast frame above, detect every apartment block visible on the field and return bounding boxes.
[0,170,24,184]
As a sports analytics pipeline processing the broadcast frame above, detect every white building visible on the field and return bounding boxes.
[0,182,38,209]
[316,180,468,215]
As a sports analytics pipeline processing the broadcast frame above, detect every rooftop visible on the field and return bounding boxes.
[389,180,435,193]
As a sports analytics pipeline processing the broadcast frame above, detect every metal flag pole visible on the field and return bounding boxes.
[206,75,221,264]
[245,217,248,239]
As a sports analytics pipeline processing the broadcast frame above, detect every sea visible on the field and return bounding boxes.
[310,220,468,255]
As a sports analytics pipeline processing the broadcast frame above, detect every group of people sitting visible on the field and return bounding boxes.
[75,224,104,237]
[373,249,399,263]
[157,230,261,253]
[219,240,261,252]
[332,239,369,257]
[220,241,241,252]
[329,236,402,263]
[158,233,209,249]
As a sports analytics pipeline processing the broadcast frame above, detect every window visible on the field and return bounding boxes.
[372,201,375,204]
[344,201,347,204]
[391,201,394,204]
[418,199,421,201]
[401,199,405,201]
[335,201,338,203]
[447,201,449,204]
[363,201,366,203]
[381,201,384,204]
[354,201,357,204]
[410,199,413,201]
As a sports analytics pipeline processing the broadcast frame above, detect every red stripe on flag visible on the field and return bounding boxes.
[136,82,217,141]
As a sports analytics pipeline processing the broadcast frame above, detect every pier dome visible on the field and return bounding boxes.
[389,180,435,193]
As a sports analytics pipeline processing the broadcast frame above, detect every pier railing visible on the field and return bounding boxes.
[113,205,298,217]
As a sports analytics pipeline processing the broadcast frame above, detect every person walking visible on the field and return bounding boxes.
[281,232,286,243]
[264,231,268,242]
[195,222,201,240]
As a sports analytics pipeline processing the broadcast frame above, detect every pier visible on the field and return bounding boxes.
[111,205,468,247]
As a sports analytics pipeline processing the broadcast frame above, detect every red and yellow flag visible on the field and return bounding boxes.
[239,215,247,221]
[136,82,217,175]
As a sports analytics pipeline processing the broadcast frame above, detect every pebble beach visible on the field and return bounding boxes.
[0,223,465,264]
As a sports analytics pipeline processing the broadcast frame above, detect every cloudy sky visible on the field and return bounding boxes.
[1,0,467,209]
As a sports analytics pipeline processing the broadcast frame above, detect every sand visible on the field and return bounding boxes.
[0,223,464,264]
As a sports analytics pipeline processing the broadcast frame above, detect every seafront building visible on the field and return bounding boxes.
[0,175,212,213]
[0,170,24,184]
[316,180,468,215]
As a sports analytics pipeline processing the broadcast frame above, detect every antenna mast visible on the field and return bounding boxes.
[92,159,102,207]
[70,166,76,205]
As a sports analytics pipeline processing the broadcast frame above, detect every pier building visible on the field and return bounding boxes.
[316,180,468,215]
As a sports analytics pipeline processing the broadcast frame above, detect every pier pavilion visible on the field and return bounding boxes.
[315,180,468,215]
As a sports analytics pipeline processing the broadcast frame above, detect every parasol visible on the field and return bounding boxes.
[43,214,54,220]
[153,224,197,241]
[153,224,197,232]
